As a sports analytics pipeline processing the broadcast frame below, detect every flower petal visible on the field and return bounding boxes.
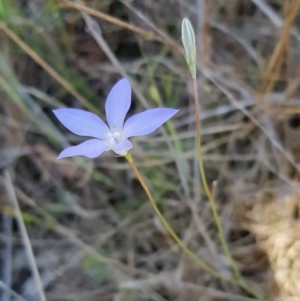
[112,139,133,153]
[124,108,179,138]
[105,78,131,129]
[57,139,106,159]
[53,108,109,139]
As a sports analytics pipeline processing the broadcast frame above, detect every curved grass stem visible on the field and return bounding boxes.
[124,153,268,301]
[125,152,237,283]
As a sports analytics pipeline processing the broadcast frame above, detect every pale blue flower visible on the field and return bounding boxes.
[53,79,179,159]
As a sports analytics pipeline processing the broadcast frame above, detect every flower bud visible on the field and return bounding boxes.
[181,18,196,79]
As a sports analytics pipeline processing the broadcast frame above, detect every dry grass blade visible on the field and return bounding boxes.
[0,280,28,301]
[203,67,300,178]
[260,0,300,94]
[2,0,300,299]
[0,195,12,301]
[120,0,182,52]
[79,9,149,108]
[250,0,283,27]
[0,22,97,114]
[56,0,181,51]
[3,170,47,301]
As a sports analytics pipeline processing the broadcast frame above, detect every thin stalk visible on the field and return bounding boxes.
[125,153,242,283]
[192,78,237,272]
[191,79,262,300]
[125,152,263,299]
[4,170,47,301]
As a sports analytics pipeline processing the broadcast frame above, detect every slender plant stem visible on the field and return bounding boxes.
[192,79,239,273]
[125,153,236,282]
[125,153,264,300]
[4,170,47,301]
[191,79,263,300]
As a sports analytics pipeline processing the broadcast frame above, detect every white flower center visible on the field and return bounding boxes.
[105,127,123,147]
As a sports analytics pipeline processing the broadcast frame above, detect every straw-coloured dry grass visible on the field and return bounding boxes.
[1,0,300,300]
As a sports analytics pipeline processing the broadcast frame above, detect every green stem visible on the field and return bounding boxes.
[125,152,264,299]
[125,153,264,299]
[191,78,262,300]
[125,152,237,283]
[192,78,239,274]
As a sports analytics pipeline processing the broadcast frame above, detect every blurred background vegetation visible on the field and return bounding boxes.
[1,0,300,300]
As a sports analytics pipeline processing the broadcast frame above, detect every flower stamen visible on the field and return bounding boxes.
[105,128,123,147]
